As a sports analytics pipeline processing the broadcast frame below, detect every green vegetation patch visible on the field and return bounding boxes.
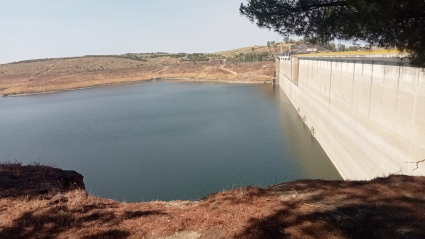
[227,51,270,64]
[84,54,147,62]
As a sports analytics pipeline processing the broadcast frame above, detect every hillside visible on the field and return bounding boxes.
[1,163,424,239]
[0,46,277,96]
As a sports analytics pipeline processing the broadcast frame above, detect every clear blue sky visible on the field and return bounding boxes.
[0,0,283,64]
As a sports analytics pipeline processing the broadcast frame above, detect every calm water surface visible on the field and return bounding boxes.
[0,81,341,202]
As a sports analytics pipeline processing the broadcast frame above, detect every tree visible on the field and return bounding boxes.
[284,36,289,43]
[321,41,336,51]
[330,42,336,51]
[347,46,358,51]
[240,0,425,67]
[339,44,346,52]
[267,41,271,47]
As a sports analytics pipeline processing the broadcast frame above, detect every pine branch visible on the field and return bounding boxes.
[290,1,348,12]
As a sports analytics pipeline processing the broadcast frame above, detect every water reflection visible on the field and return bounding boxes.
[275,87,341,179]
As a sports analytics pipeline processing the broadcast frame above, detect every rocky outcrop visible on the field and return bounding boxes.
[0,163,84,197]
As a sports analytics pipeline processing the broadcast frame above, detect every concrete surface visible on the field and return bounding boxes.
[277,55,425,180]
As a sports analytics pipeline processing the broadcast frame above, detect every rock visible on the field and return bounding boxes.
[0,164,85,198]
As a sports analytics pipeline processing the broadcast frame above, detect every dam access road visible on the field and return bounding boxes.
[276,50,425,180]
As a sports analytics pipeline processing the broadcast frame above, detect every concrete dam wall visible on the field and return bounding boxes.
[277,53,425,179]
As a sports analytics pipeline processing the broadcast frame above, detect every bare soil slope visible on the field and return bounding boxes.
[1,163,424,239]
[0,51,275,96]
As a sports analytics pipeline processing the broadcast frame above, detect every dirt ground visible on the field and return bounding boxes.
[0,56,275,96]
[1,164,424,239]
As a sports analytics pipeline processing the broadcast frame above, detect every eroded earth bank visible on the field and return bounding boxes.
[1,163,424,239]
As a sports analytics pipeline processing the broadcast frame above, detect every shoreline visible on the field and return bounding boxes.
[1,163,424,238]
[0,77,273,98]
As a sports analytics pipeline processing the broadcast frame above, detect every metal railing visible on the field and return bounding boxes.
[277,52,291,61]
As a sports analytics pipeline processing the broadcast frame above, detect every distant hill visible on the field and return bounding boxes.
[0,44,279,96]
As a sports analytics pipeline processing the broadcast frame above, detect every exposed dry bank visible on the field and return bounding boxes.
[0,56,275,96]
[1,163,424,239]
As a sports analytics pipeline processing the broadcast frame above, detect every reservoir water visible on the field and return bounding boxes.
[0,80,341,202]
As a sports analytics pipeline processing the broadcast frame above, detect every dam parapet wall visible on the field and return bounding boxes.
[277,51,425,179]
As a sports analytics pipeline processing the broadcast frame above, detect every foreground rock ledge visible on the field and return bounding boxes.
[0,164,84,197]
[0,164,424,239]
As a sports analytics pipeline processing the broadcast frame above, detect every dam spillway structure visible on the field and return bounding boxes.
[276,50,425,180]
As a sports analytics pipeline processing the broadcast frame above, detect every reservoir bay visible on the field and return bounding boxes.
[0,80,341,202]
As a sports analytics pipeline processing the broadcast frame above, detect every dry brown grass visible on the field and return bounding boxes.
[214,43,294,58]
[1,167,424,239]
